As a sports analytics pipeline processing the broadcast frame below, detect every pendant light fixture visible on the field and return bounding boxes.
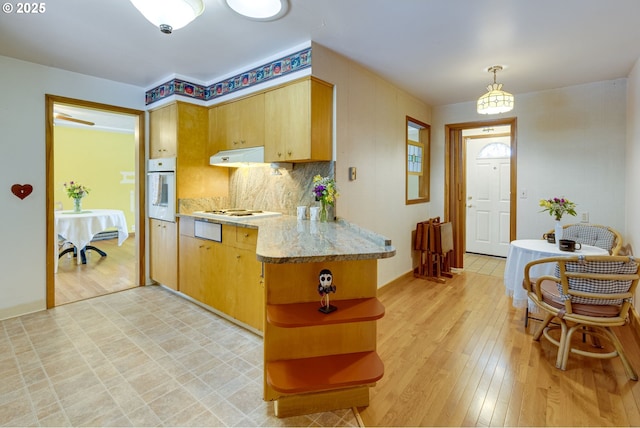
[224,0,288,21]
[477,65,514,115]
[130,0,205,34]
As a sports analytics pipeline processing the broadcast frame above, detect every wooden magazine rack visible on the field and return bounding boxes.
[414,217,454,282]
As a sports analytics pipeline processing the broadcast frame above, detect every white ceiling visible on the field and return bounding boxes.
[3,0,640,121]
[53,104,137,133]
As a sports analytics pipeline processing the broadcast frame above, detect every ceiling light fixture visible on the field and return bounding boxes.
[477,65,514,115]
[224,0,288,21]
[130,0,205,34]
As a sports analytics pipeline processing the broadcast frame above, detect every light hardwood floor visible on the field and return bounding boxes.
[359,254,640,427]
[55,236,137,306]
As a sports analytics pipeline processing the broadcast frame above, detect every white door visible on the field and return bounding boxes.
[466,137,511,257]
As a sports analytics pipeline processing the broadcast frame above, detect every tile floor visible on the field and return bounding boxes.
[0,286,359,427]
[463,252,506,278]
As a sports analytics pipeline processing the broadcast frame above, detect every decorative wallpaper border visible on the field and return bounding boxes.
[145,47,312,105]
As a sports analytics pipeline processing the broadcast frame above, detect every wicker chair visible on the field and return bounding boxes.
[523,255,639,380]
[545,223,623,255]
[526,224,625,327]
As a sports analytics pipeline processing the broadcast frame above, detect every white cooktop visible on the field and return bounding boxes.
[193,210,282,220]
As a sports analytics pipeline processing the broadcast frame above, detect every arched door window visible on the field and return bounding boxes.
[476,142,511,159]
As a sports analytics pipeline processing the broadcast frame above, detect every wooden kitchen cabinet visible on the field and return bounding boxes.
[149,218,178,290]
[149,101,227,198]
[178,234,205,301]
[264,77,333,162]
[178,217,264,332]
[149,103,177,158]
[224,225,263,331]
[179,234,229,311]
[209,93,265,153]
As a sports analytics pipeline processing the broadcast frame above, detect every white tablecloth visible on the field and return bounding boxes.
[504,239,609,309]
[55,209,129,270]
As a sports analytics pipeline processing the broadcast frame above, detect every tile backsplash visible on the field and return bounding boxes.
[179,162,334,217]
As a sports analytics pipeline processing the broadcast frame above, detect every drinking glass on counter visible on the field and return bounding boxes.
[310,206,320,221]
[297,206,307,220]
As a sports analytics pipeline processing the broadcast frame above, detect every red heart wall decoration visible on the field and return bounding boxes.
[11,184,33,200]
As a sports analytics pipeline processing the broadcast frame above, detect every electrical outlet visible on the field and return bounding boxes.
[581,212,589,223]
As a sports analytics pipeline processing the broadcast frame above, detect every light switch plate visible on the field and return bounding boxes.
[349,167,357,181]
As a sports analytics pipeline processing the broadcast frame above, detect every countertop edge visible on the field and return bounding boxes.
[178,213,395,264]
[256,246,397,264]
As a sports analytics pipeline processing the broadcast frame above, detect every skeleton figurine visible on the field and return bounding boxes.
[317,269,337,313]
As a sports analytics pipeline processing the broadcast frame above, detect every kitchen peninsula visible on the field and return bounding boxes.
[178,213,395,417]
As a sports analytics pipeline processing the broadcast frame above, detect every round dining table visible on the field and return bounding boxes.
[503,239,609,309]
[55,209,129,272]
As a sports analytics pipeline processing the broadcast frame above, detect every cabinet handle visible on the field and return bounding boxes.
[277,152,282,157]
[233,141,239,146]
[240,140,246,145]
[287,150,292,156]
[199,245,205,249]
[244,233,249,238]
[236,255,241,259]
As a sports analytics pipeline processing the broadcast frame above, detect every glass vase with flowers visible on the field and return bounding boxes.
[64,181,90,213]
[312,175,339,222]
[539,196,577,243]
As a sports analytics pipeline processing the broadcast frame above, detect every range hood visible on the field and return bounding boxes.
[209,146,265,167]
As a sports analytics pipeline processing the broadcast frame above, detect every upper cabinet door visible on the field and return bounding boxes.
[210,93,265,153]
[149,103,177,158]
[264,77,333,163]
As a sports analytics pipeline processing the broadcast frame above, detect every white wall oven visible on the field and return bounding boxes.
[148,157,176,222]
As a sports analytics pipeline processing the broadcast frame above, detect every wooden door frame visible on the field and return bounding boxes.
[45,95,146,308]
[444,117,517,268]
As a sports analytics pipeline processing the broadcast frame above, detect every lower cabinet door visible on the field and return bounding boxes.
[150,219,177,290]
[231,247,264,331]
[178,235,204,301]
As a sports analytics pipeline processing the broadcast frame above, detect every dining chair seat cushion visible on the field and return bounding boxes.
[562,225,615,252]
[537,279,621,318]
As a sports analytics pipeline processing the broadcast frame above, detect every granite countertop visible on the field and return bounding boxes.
[179,213,396,264]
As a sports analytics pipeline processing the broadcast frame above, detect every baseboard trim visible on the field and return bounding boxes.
[0,299,46,321]
[378,270,414,292]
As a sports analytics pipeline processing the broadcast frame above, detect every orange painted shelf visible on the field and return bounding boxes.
[266,298,385,328]
[266,351,384,394]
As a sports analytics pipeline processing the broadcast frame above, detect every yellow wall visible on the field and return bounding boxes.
[53,126,136,232]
